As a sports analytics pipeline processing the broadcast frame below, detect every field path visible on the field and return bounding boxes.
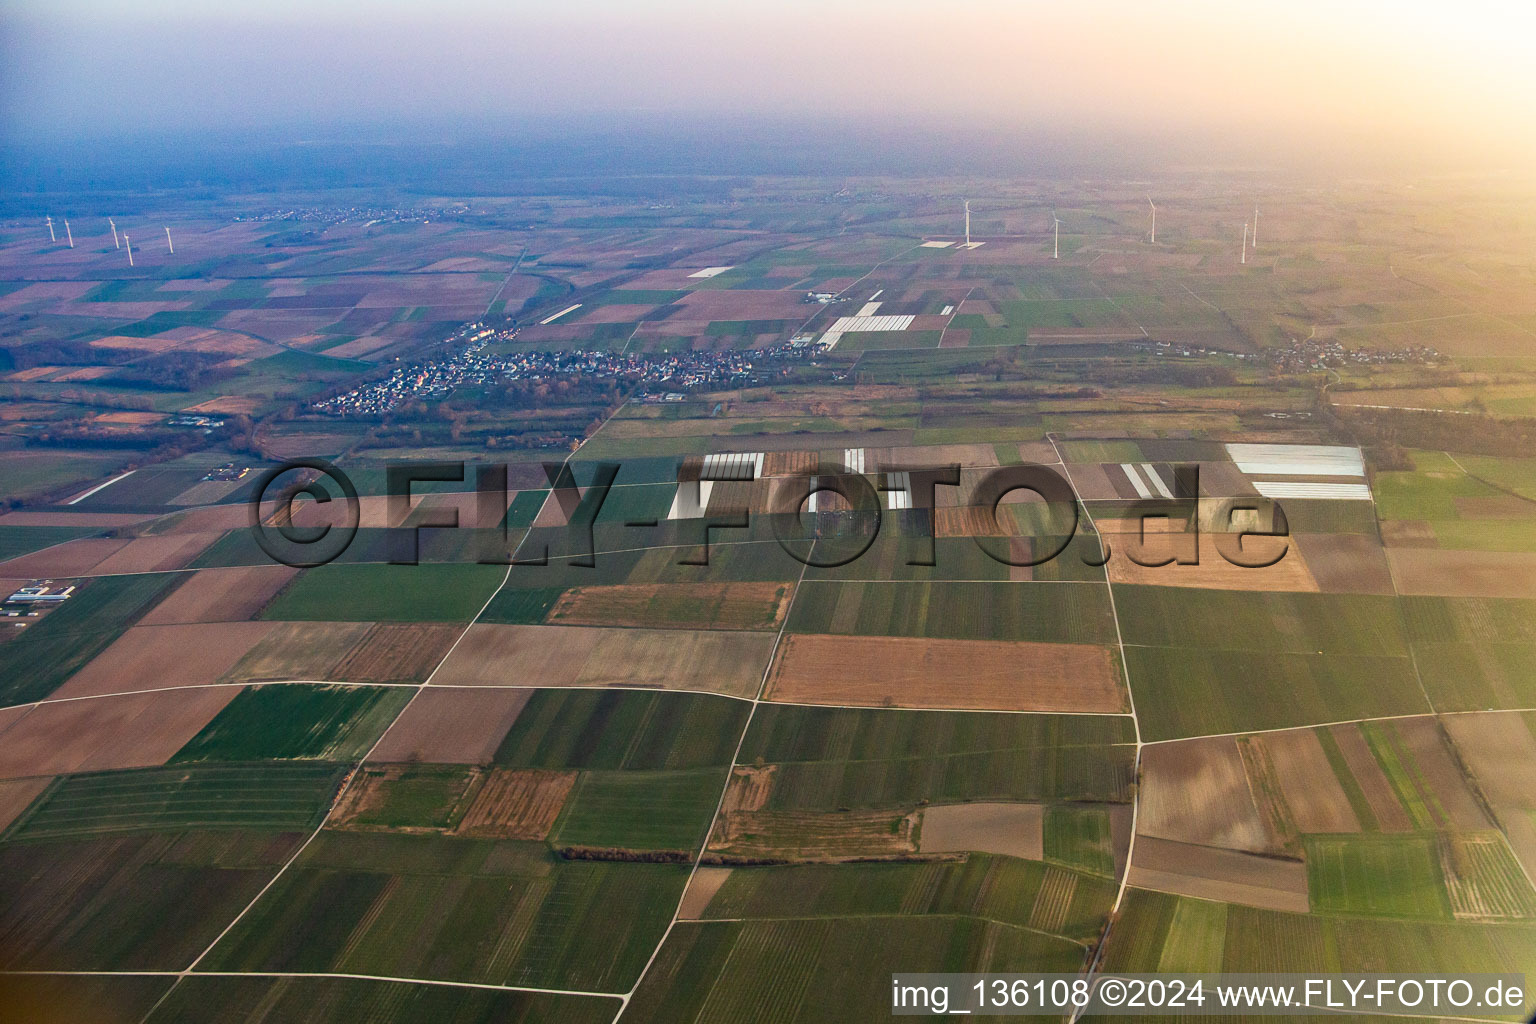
[1048,432,1144,1023]
[125,412,630,1024]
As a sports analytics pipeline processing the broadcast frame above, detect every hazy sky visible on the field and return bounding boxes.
[6,0,1536,165]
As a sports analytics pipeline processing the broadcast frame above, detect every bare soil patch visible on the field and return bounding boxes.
[434,624,771,697]
[1328,724,1414,831]
[1101,519,1316,592]
[1128,836,1309,913]
[0,689,237,779]
[1138,737,1281,854]
[762,451,818,477]
[765,634,1125,713]
[1443,712,1536,810]
[547,582,792,631]
[1295,534,1395,595]
[219,621,375,683]
[89,533,221,574]
[1388,549,1536,598]
[0,777,51,832]
[140,566,297,625]
[866,444,999,472]
[0,512,148,528]
[1393,717,1492,830]
[709,807,920,862]
[677,867,734,919]
[1455,496,1534,518]
[932,506,1010,538]
[1249,729,1360,834]
[0,538,128,578]
[368,687,533,764]
[1381,520,1438,548]
[674,289,811,320]
[1444,712,1536,880]
[918,802,1045,859]
[167,480,243,505]
[327,623,462,683]
[1064,463,1119,500]
[455,768,577,839]
[50,622,277,698]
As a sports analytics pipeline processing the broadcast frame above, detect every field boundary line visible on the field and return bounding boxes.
[482,245,529,317]
[133,434,609,1023]
[934,285,974,348]
[613,553,812,1020]
[1049,433,1142,1024]
[691,912,1092,948]
[2,968,620,1000]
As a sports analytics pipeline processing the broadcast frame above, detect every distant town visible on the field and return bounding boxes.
[234,204,467,227]
[312,322,828,417]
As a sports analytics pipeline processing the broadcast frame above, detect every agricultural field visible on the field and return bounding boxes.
[199,831,689,991]
[4,176,1536,1021]
[144,977,619,1024]
[785,580,1117,644]
[432,622,773,696]
[736,705,1136,808]
[0,571,181,705]
[3,762,347,840]
[0,828,309,970]
[492,689,749,771]
[260,562,507,621]
[764,633,1126,712]
[170,684,413,762]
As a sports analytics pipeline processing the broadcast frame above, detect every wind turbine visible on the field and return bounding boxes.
[1052,212,1061,260]
[164,227,174,255]
[1252,207,1259,248]
[65,220,74,248]
[46,216,56,243]
[109,218,120,249]
[1146,197,1156,244]
[1241,221,1249,265]
[964,200,971,247]
[124,233,134,267]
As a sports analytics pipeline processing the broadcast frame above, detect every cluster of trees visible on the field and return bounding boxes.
[114,352,235,391]
[1331,405,1536,459]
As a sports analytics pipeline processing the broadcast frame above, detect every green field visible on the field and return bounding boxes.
[738,706,1135,807]
[336,764,479,830]
[145,976,619,1024]
[1127,646,1428,740]
[1115,585,1408,656]
[625,916,1087,1023]
[479,585,568,623]
[804,531,1103,583]
[1306,835,1453,919]
[0,524,102,561]
[553,769,722,851]
[171,684,413,762]
[1413,642,1536,711]
[1042,805,1118,876]
[1373,452,1503,521]
[200,832,687,990]
[493,689,750,771]
[785,580,1117,644]
[700,856,1114,943]
[261,562,506,621]
[0,572,181,706]
[0,451,126,505]
[4,975,171,1024]
[1458,455,1536,501]
[3,763,347,841]
[1107,888,1536,977]
[1399,595,1536,643]
[0,829,305,971]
